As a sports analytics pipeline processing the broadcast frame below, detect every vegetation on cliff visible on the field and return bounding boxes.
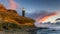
[0,4,35,31]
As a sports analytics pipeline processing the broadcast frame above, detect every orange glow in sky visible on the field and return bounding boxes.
[38,12,57,23]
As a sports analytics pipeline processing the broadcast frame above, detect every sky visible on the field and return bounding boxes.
[0,0,60,13]
[16,0,60,12]
[0,0,60,23]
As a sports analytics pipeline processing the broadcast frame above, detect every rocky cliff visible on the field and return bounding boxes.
[0,4,35,30]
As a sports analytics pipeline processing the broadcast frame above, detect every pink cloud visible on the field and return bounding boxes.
[9,0,18,10]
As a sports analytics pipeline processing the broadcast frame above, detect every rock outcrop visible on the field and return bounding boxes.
[0,4,35,30]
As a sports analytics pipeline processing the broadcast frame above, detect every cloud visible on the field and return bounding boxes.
[38,12,57,23]
[26,10,48,19]
[26,10,53,19]
[8,0,18,10]
[56,18,60,21]
[26,10,58,22]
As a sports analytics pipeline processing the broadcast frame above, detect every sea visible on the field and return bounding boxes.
[31,23,60,34]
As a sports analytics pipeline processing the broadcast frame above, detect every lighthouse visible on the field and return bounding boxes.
[22,8,25,17]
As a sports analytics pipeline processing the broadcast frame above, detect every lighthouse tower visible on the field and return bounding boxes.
[22,8,25,17]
